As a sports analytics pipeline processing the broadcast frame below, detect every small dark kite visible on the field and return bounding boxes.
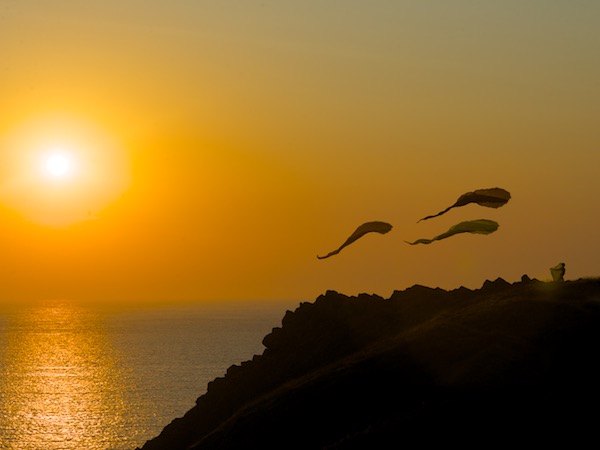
[418,188,511,222]
[318,221,393,259]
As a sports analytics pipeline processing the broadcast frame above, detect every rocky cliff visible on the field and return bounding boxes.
[138,277,600,449]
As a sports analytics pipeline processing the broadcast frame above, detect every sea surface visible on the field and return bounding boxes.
[0,299,298,450]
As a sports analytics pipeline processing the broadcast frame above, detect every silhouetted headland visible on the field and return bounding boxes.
[137,276,600,449]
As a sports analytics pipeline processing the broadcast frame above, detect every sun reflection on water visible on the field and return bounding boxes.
[0,302,144,450]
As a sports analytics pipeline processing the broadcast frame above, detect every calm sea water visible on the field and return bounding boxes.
[0,300,297,450]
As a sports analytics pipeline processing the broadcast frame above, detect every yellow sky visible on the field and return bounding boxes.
[1,1,599,302]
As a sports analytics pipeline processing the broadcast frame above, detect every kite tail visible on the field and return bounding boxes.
[417,205,455,222]
[404,239,434,245]
[317,249,341,259]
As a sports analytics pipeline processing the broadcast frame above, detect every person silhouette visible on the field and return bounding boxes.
[550,262,566,282]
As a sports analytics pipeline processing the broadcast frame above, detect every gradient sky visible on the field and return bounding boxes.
[1,1,599,302]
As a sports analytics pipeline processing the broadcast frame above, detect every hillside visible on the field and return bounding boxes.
[137,277,600,449]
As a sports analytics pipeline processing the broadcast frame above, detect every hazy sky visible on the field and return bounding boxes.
[1,1,599,302]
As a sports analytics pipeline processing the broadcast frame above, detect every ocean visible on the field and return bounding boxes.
[0,299,297,450]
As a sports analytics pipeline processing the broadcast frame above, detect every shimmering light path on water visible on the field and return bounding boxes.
[0,302,136,449]
[0,300,294,450]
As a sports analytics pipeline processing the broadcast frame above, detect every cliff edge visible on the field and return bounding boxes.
[138,277,600,449]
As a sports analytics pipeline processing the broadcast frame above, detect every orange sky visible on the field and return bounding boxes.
[1,2,599,302]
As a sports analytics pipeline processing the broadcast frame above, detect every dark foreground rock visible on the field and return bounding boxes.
[138,277,600,449]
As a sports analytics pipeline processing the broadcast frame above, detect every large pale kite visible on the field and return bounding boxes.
[406,219,499,245]
[318,221,393,259]
[418,188,511,222]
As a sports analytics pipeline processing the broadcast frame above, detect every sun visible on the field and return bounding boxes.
[46,153,70,177]
[0,114,131,226]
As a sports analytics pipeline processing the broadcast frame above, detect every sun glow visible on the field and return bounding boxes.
[46,153,70,177]
[0,114,131,226]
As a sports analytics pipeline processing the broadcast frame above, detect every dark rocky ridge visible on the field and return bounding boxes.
[138,277,600,449]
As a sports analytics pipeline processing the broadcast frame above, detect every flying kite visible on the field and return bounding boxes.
[317,221,393,259]
[406,219,499,245]
[418,188,511,222]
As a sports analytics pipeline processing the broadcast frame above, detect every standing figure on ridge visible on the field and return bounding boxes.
[550,262,566,282]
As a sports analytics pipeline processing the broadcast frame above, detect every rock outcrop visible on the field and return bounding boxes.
[138,277,600,449]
